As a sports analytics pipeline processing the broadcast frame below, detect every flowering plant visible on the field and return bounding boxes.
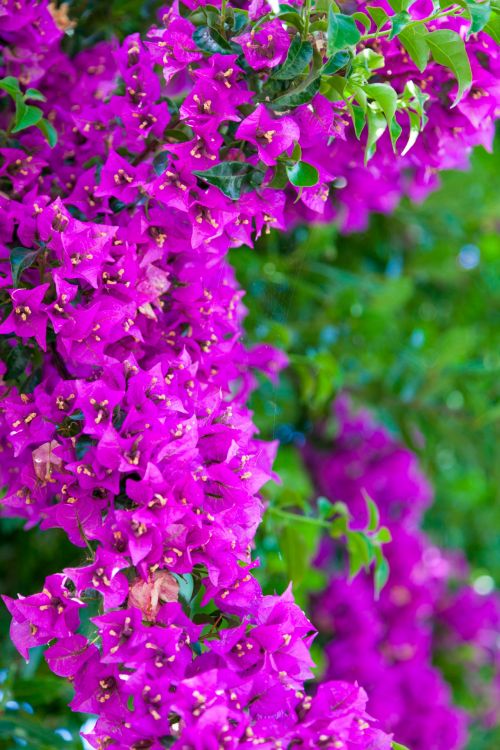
[0,0,499,748]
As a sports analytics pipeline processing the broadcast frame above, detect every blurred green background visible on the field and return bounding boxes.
[233,135,500,590]
[231,136,500,750]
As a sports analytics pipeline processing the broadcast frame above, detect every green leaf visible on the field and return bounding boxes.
[346,531,372,578]
[330,500,350,517]
[193,161,264,199]
[188,3,220,27]
[164,128,192,143]
[392,742,411,750]
[286,160,319,187]
[327,9,361,55]
[269,74,321,111]
[375,526,393,544]
[365,108,387,162]
[371,275,413,311]
[0,76,21,98]
[483,10,500,42]
[230,8,249,33]
[424,29,472,105]
[173,573,194,604]
[280,524,308,584]
[57,412,84,438]
[320,73,348,101]
[9,675,71,705]
[387,0,412,10]
[317,496,336,519]
[355,48,386,71]
[402,109,421,155]
[272,34,313,80]
[330,516,348,538]
[352,11,372,32]
[389,116,403,150]
[455,0,491,36]
[178,1,192,18]
[363,83,398,125]
[193,25,233,54]
[12,104,43,132]
[25,87,46,102]
[36,118,58,148]
[276,9,304,32]
[363,491,380,532]
[352,85,367,111]
[329,501,349,538]
[291,142,302,161]
[322,50,351,75]
[398,22,430,71]
[351,104,366,138]
[404,79,429,118]
[374,555,390,595]
[467,1,491,35]
[315,0,339,12]
[269,161,289,189]
[389,10,411,38]
[278,4,302,15]
[165,97,180,117]
[10,246,40,286]
[366,5,389,29]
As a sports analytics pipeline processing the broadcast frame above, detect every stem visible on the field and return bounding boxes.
[360,6,464,42]
[267,505,331,528]
[303,0,312,39]
[221,0,228,25]
[76,510,96,560]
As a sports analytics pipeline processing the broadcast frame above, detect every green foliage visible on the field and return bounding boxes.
[327,10,361,54]
[182,0,484,166]
[232,132,500,591]
[455,0,492,36]
[10,247,41,286]
[193,161,264,199]
[272,34,314,80]
[257,448,391,604]
[192,25,233,53]
[0,77,57,146]
[425,29,472,105]
[286,160,320,187]
[399,23,430,70]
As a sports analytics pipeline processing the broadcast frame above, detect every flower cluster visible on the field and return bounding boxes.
[305,399,500,749]
[1,0,499,748]
[0,2,386,748]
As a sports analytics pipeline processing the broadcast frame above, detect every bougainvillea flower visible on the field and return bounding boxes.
[0,284,49,349]
[236,104,300,166]
[234,20,291,70]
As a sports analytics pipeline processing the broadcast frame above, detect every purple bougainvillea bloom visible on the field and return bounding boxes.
[45,634,97,677]
[234,20,291,70]
[3,574,83,658]
[306,399,500,750]
[236,104,300,166]
[64,550,130,609]
[0,284,50,349]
